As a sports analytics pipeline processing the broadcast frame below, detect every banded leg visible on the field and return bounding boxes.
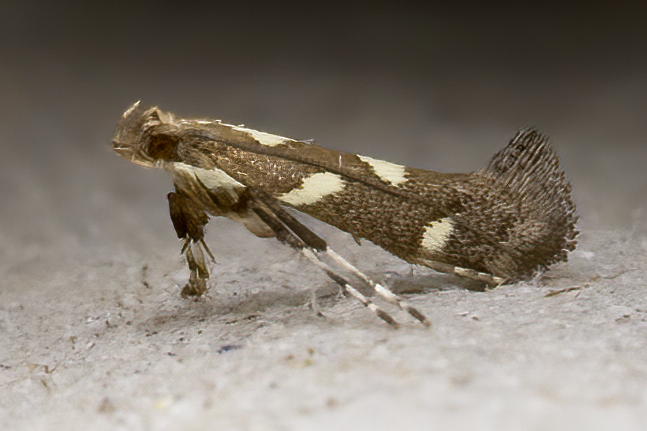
[168,191,215,297]
[250,192,430,327]
[413,258,506,287]
[250,200,401,327]
[325,249,430,326]
[301,249,401,328]
[181,239,212,297]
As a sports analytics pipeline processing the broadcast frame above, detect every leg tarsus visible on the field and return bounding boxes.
[181,241,211,297]
[302,249,401,328]
[414,259,506,287]
[200,238,216,262]
[309,288,325,318]
[325,249,431,327]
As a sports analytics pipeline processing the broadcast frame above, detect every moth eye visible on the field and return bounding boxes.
[146,135,178,161]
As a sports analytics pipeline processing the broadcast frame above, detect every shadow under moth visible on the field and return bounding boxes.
[112,102,578,327]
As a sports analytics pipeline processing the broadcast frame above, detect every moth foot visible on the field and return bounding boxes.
[181,280,208,298]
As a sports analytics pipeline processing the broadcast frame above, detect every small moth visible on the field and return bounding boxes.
[112,102,578,327]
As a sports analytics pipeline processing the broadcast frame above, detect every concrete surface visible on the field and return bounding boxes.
[1,2,647,430]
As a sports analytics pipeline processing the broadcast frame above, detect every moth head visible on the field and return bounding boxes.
[112,101,179,167]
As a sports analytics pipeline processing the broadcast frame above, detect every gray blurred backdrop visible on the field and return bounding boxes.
[2,0,646,247]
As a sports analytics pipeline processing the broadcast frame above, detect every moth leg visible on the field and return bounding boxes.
[301,249,401,328]
[308,287,325,318]
[414,259,506,287]
[325,249,431,327]
[252,194,430,327]
[168,191,212,297]
[249,198,403,328]
[199,238,216,261]
[182,241,210,297]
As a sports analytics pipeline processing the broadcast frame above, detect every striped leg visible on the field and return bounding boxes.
[180,238,214,297]
[325,249,430,326]
[168,191,216,297]
[250,192,430,327]
[413,258,506,287]
[301,249,401,328]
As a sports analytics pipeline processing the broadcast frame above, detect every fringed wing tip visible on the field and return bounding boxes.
[484,128,578,277]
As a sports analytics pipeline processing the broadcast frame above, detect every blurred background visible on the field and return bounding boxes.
[1,0,646,254]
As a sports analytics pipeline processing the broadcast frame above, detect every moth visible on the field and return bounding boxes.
[112,102,578,327]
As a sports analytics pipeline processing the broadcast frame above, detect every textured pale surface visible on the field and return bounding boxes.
[2,2,647,430]
[2,224,646,431]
